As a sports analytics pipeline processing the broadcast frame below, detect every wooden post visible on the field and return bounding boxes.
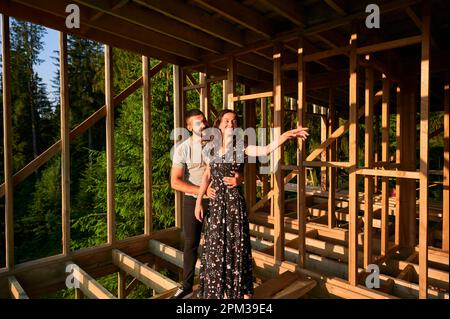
[273,43,285,262]
[2,14,14,270]
[321,114,327,192]
[173,65,184,228]
[225,57,236,110]
[105,45,116,244]
[381,74,390,256]
[374,111,380,193]
[143,56,152,235]
[244,86,257,211]
[261,98,269,197]
[60,32,70,255]
[395,85,402,248]
[200,71,210,120]
[297,38,306,268]
[396,83,417,248]
[418,2,430,299]
[348,23,359,286]
[118,270,127,299]
[328,88,336,228]
[364,64,374,268]
[443,83,449,252]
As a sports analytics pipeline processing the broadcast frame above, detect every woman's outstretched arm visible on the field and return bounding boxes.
[195,164,211,221]
[245,127,309,157]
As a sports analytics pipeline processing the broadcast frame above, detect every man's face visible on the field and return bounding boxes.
[187,115,208,137]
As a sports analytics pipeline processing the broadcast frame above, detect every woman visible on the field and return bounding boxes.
[195,109,309,299]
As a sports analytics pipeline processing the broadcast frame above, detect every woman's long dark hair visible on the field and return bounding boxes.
[213,109,238,129]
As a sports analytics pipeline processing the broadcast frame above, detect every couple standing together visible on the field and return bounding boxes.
[170,109,309,299]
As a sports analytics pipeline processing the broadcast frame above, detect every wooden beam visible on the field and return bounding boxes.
[69,263,117,299]
[348,23,359,286]
[225,57,236,110]
[418,2,430,299]
[443,83,449,252]
[8,277,29,299]
[273,43,285,262]
[259,0,305,27]
[396,83,418,248]
[75,0,223,53]
[328,88,337,229]
[356,169,420,179]
[59,32,70,256]
[134,0,244,46]
[199,72,210,120]
[356,35,422,55]
[244,86,257,211]
[324,0,346,16]
[173,65,184,228]
[2,14,14,270]
[364,66,374,268]
[297,38,306,268]
[381,75,390,257]
[143,56,152,235]
[261,98,269,197]
[105,45,116,244]
[190,0,273,39]
[14,0,200,61]
[233,91,273,102]
[117,270,126,299]
[320,115,327,192]
[112,249,179,293]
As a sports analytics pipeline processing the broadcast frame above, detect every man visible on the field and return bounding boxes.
[170,109,242,299]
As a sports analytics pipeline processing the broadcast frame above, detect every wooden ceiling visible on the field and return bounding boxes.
[0,0,448,109]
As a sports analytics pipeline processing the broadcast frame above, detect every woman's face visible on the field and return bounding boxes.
[219,112,237,138]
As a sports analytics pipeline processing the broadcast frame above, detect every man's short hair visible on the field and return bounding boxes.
[185,109,205,124]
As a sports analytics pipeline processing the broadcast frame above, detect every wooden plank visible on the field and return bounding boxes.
[381,75,390,257]
[59,32,70,256]
[105,45,116,244]
[69,263,117,299]
[297,38,306,268]
[143,56,152,235]
[328,88,337,229]
[418,2,430,299]
[444,83,449,252]
[356,35,422,55]
[75,0,223,53]
[2,14,14,270]
[273,43,285,262]
[244,86,257,211]
[135,0,245,46]
[191,0,273,39]
[356,169,420,179]
[173,65,184,228]
[364,66,374,268]
[233,91,273,102]
[8,276,29,299]
[396,83,418,248]
[225,57,236,110]
[117,270,126,299]
[320,115,327,192]
[112,249,179,293]
[261,98,269,197]
[348,24,359,286]
[395,86,402,247]
[253,271,299,298]
[199,72,210,119]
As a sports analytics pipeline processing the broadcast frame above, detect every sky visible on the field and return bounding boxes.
[36,27,59,102]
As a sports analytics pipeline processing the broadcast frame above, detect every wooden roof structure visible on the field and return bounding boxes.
[0,0,449,300]
[1,0,448,109]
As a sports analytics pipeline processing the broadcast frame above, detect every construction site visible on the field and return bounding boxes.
[0,0,448,299]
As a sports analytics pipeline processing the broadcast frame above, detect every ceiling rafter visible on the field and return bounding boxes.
[75,0,224,53]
